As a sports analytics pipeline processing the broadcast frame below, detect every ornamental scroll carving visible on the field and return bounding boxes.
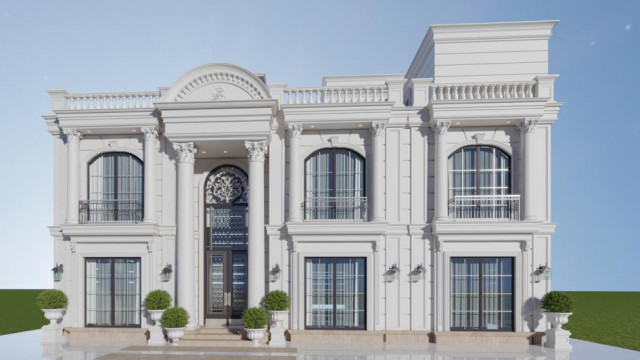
[245,140,268,162]
[287,124,303,138]
[205,166,248,205]
[370,122,386,136]
[141,127,158,141]
[518,118,539,133]
[430,120,451,135]
[173,142,198,163]
[63,129,83,143]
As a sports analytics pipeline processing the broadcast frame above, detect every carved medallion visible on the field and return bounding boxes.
[205,166,248,204]
[211,87,226,101]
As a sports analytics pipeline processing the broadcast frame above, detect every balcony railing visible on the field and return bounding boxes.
[430,81,536,102]
[64,91,161,110]
[79,200,143,224]
[304,197,367,222]
[284,86,388,105]
[448,195,520,221]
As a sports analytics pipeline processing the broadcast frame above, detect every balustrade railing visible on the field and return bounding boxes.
[304,197,367,221]
[65,92,161,110]
[79,200,143,224]
[431,82,536,101]
[284,86,388,105]
[448,195,520,221]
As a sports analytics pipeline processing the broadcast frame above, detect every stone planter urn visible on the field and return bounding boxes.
[245,327,267,346]
[268,310,288,346]
[147,309,166,346]
[41,308,66,344]
[164,327,185,345]
[544,312,573,351]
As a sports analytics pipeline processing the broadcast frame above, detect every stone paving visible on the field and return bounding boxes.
[1,329,639,360]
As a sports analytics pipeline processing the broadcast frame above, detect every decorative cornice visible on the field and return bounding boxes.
[370,121,386,136]
[63,129,83,143]
[175,72,266,101]
[141,127,158,141]
[287,124,303,138]
[518,118,539,133]
[245,140,268,162]
[173,142,198,163]
[430,120,451,135]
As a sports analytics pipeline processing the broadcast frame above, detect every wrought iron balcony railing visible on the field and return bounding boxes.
[448,195,520,221]
[79,200,143,224]
[304,197,367,222]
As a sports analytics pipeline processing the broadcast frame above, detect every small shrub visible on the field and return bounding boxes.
[161,307,189,328]
[541,291,574,313]
[144,290,172,310]
[36,289,68,309]
[242,307,268,329]
[264,290,290,311]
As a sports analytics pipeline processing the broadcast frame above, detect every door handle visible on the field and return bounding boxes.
[224,292,231,306]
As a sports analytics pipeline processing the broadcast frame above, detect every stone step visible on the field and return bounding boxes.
[177,339,259,347]
[182,333,244,340]
[197,327,244,335]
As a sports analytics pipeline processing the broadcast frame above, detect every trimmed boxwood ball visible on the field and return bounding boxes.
[144,290,172,310]
[541,291,574,313]
[36,289,68,309]
[242,307,268,329]
[264,290,290,311]
[161,306,189,328]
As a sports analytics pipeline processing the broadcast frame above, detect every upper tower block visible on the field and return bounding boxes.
[405,20,559,83]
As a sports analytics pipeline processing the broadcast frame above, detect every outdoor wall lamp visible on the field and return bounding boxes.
[52,264,63,282]
[161,264,173,282]
[410,264,427,283]
[384,264,400,283]
[533,265,551,283]
[270,263,281,282]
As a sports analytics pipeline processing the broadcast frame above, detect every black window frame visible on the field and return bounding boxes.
[447,145,512,198]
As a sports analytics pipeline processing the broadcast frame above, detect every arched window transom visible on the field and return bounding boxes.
[448,146,511,198]
[205,166,248,205]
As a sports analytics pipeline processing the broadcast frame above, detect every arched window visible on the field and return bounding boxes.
[448,146,511,198]
[305,148,365,220]
[84,152,143,223]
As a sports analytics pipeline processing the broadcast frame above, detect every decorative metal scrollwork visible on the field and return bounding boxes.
[205,166,248,204]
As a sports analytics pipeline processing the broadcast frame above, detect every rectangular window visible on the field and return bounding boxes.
[305,257,366,329]
[85,258,141,327]
[450,257,513,331]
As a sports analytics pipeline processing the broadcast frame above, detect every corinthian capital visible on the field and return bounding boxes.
[370,122,386,136]
[173,142,198,163]
[245,140,268,162]
[287,124,303,138]
[141,127,158,141]
[518,118,539,133]
[63,129,83,143]
[430,120,451,135]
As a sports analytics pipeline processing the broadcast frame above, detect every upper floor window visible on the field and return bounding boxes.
[304,148,365,221]
[448,146,511,198]
[81,152,143,223]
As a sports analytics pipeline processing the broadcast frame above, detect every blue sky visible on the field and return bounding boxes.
[0,0,638,291]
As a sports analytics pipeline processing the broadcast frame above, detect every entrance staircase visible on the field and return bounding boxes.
[178,326,268,347]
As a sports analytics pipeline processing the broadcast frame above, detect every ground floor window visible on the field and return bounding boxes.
[85,258,141,327]
[450,257,513,331]
[305,257,366,329]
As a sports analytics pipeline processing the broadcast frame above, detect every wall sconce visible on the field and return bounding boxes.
[384,264,400,283]
[410,264,427,283]
[161,264,173,282]
[52,264,63,282]
[270,264,281,282]
[533,265,551,283]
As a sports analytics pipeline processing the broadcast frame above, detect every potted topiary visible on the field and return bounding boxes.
[36,289,68,343]
[541,291,574,350]
[144,290,172,345]
[242,307,269,346]
[161,306,189,345]
[263,290,290,346]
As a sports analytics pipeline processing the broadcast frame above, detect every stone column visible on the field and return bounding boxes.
[173,142,197,328]
[370,122,386,222]
[142,127,157,224]
[245,140,268,307]
[519,118,538,220]
[287,124,303,222]
[432,120,451,221]
[63,129,82,224]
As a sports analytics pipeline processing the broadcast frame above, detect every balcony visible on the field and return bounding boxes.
[448,195,520,221]
[79,200,143,224]
[304,197,367,222]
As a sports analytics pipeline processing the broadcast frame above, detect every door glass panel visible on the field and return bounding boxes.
[208,253,225,315]
[306,258,334,329]
[86,259,112,326]
[210,206,248,248]
[482,258,513,331]
[335,258,366,329]
[451,258,480,330]
[114,259,141,326]
[231,253,248,316]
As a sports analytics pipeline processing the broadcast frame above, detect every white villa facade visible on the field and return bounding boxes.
[44,20,561,342]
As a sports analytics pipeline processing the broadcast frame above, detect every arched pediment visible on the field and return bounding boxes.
[164,63,271,102]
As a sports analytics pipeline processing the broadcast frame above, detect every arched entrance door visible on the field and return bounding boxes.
[204,165,249,323]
